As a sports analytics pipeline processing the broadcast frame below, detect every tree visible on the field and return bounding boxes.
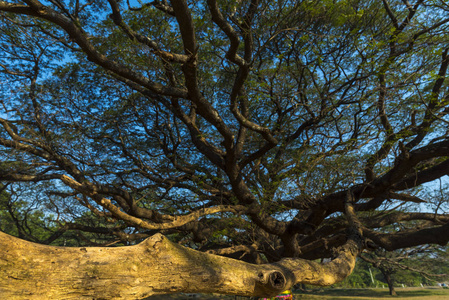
[360,244,449,295]
[0,0,449,298]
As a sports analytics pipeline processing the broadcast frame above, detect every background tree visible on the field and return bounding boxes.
[359,244,449,296]
[0,0,449,298]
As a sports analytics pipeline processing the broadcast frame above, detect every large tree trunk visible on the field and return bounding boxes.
[0,231,360,299]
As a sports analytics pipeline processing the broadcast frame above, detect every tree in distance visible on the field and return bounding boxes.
[0,0,449,298]
[360,244,449,295]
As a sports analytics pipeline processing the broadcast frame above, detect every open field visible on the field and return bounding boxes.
[146,287,449,299]
[295,287,449,299]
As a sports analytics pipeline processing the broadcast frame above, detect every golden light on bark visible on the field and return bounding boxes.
[0,231,360,299]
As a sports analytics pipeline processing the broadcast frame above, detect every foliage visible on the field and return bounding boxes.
[0,0,449,274]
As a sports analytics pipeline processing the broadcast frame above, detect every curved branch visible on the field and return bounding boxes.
[61,175,247,230]
[107,0,188,63]
[206,0,246,66]
[0,0,188,98]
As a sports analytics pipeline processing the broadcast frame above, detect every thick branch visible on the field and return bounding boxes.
[0,231,361,298]
[363,222,449,251]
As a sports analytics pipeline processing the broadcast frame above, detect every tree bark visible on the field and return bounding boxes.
[0,231,360,299]
[381,269,397,296]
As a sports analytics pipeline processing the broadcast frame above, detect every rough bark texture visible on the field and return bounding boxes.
[0,231,359,299]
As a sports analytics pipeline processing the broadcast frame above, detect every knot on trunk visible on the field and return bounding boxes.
[268,271,286,289]
[255,270,286,297]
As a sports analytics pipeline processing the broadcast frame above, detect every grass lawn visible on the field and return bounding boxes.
[145,287,449,299]
[295,287,449,299]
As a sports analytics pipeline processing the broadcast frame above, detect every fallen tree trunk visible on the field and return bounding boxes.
[0,231,360,299]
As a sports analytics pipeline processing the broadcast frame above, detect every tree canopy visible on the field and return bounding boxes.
[0,0,448,298]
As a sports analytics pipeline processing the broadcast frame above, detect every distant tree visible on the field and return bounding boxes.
[0,0,449,298]
[361,245,449,295]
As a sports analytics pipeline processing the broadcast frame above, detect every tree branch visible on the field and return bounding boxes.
[0,231,362,298]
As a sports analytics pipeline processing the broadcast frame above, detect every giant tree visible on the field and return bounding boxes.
[0,0,449,298]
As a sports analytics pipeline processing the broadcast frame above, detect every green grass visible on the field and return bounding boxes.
[145,288,449,299]
[295,287,449,299]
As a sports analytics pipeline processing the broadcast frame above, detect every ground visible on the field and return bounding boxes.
[294,287,449,300]
[145,287,449,299]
